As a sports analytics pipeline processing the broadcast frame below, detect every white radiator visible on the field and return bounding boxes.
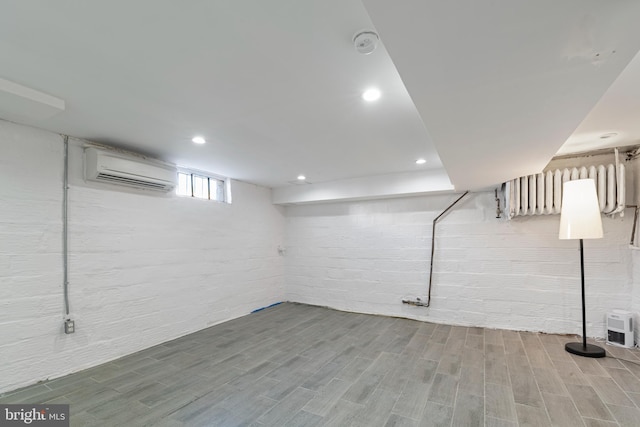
[506,164,625,219]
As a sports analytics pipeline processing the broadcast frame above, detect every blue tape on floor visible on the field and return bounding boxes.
[251,302,282,313]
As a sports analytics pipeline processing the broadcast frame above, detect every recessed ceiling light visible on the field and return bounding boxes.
[297,175,306,181]
[362,88,381,102]
[192,136,206,144]
[600,132,618,139]
[416,158,426,165]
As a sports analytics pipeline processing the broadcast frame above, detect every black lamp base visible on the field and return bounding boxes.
[565,342,606,358]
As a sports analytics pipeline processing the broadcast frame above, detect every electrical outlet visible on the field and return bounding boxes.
[64,319,75,334]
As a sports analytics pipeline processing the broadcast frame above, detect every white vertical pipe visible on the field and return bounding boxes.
[605,148,626,217]
[618,163,626,215]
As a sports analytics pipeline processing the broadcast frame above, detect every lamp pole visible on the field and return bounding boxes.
[580,238,586,350]
[564,237,605,358]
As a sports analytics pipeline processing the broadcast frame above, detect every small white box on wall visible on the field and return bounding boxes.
[606,310,634,348]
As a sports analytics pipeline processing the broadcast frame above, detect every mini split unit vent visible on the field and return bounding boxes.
[85,147,177,192]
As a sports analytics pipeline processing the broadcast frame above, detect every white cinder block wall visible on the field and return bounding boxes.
[0,120,285,394]
[284,192,634,338]
[632,158,640,347]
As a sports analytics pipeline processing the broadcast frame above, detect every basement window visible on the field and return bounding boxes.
[176,171,230,203]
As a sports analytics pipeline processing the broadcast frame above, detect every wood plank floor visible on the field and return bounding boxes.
[2,303,640,427]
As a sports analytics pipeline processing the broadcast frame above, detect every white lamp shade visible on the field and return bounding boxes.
[559,179,603,240]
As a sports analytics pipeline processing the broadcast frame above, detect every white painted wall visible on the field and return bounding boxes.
[631,157,640,347]
[284,192,634,337]
[0,120,285,394]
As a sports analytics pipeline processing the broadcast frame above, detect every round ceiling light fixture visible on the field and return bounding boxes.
[192,136,206,144]
[416,158,426,165]
[353,31,379,55]
[297,175,306,181]
[362,88,381,102]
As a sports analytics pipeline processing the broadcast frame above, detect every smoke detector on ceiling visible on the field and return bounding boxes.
[353,31,379,55]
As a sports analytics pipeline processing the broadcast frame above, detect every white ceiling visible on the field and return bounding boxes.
[559,48,640,156]
[363,0,640,190]
[1,1,640,194]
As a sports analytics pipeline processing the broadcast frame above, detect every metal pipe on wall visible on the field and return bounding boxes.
[425,191,469,307]
[629,205,639,247]
[63,135,70,316]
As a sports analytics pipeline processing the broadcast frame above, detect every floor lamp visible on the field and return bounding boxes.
[559,178,605,358]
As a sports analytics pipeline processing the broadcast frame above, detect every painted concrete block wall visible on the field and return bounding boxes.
[0,120,285,394]
[284,192,634,338]
[631,157,640,347]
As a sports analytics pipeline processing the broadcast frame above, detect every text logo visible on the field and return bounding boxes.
[0,405,69,427]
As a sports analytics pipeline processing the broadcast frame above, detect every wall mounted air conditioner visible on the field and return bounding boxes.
[85,147,177,192]
[606,310,634,348]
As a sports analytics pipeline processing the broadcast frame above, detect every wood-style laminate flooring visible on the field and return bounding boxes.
[2,303,640,426]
